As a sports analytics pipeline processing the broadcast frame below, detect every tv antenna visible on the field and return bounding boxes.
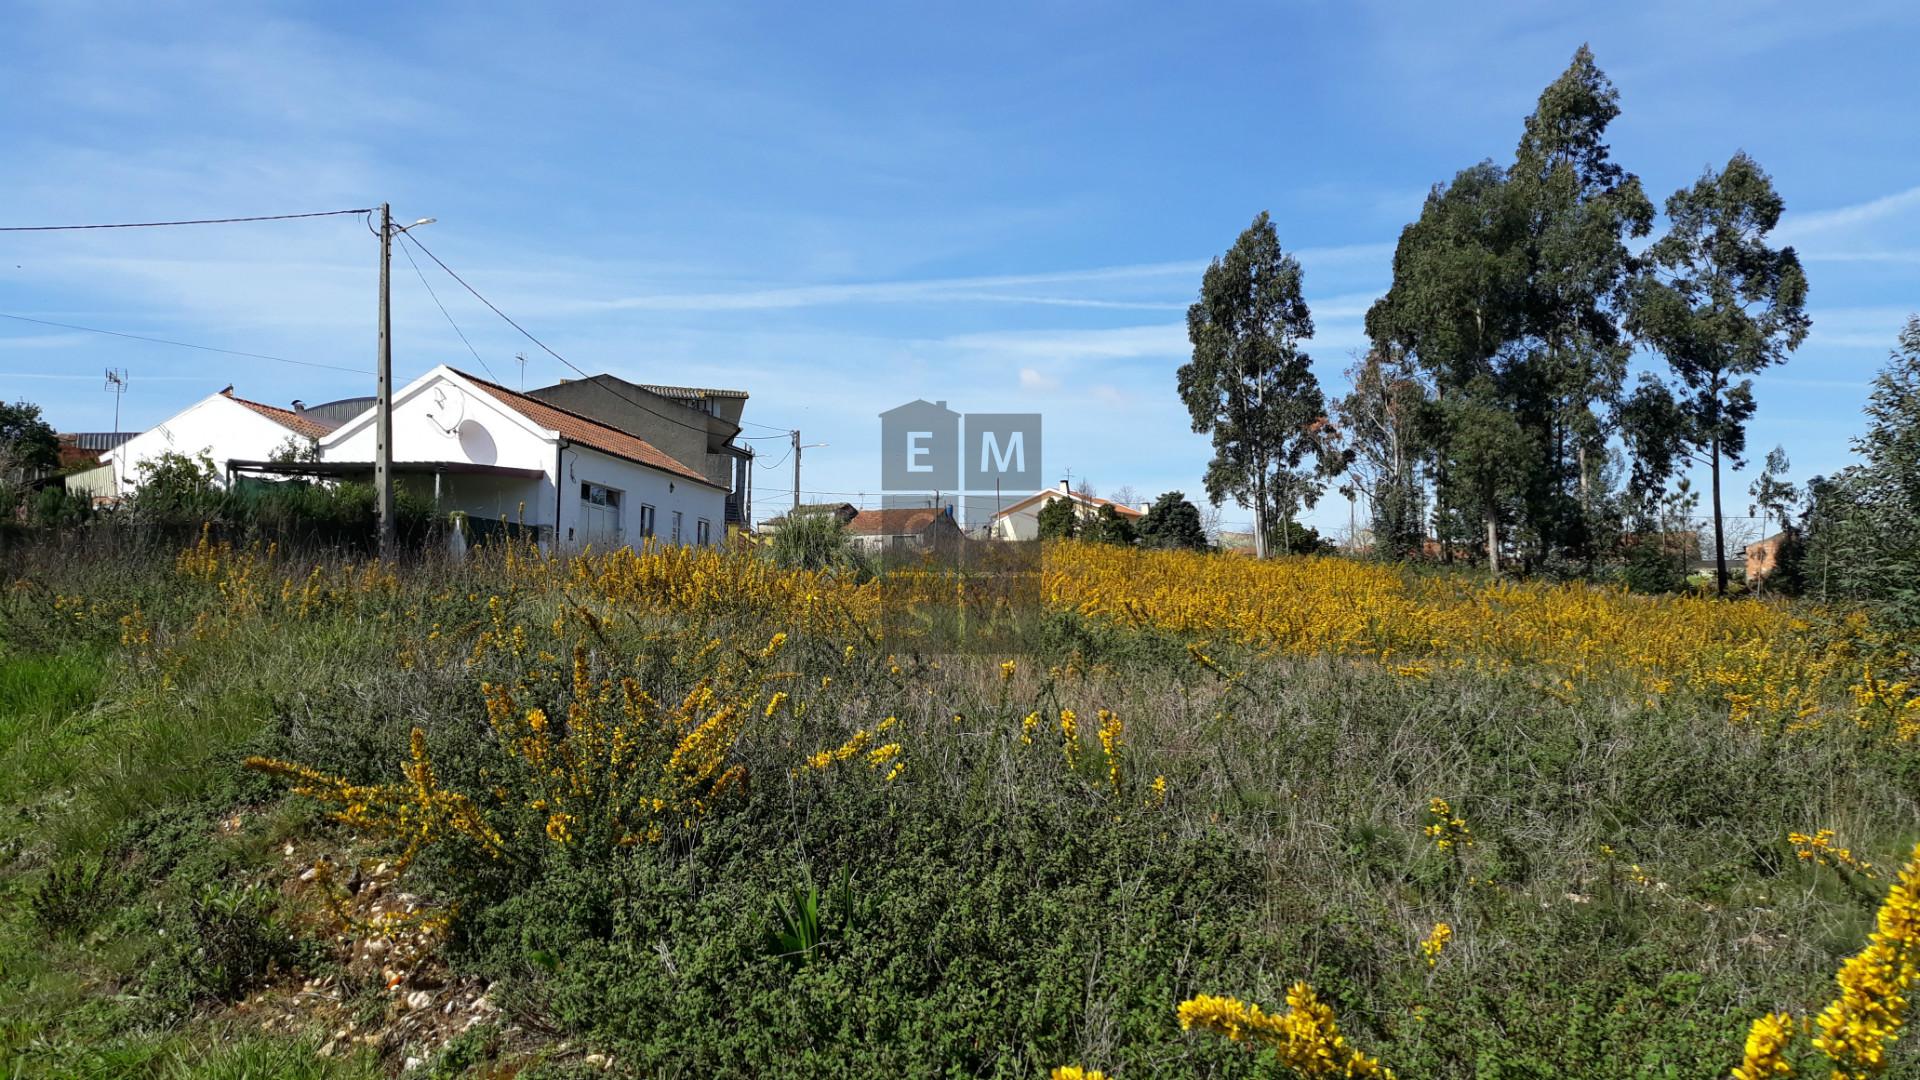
[515,352,527,391]
[104,368,128,438]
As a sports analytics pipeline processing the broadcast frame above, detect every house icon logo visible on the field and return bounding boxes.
[879,399,961,491]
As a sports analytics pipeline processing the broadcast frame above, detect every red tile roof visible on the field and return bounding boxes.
[845,508,954,536]
[990,488,1145,520]
[452,369,722,489]
[223,391,334,440]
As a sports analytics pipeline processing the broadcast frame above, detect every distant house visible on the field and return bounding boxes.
[311,365,727,550]
[845,506,965,553]
[987,481,1145,541]
[763,502,858,529]
[102,387,335,497]
[55,431,132,469]
[526,375,755,530]
[1745,530,1794,584]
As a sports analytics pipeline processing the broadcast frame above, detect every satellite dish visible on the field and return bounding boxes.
[426,385,467,436]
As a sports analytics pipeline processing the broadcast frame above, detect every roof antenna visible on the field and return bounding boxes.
[516,352,527,391]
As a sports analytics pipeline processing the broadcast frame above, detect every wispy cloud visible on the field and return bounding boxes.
[1776,183,1920,244]
[584,261,1205,313]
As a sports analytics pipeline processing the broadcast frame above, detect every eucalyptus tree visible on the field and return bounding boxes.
[1629,152,1810,594]
[1180,212,1336,558]
[1507,45,1653,560]
[1366,162,1531,573]
[1335,345,1431,560]
[1747,445,1798,540]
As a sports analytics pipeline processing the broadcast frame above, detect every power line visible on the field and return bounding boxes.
[401,233,801,445]
[396,232,497,382]
[0,208,375,232]
[756,448,793,470]
[399,232,582,378]
[0,312,372,374]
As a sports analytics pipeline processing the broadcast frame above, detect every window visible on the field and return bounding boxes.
[638,503,656,539]
[578,482,624,546]
[580,482,622,509]
[696,519,711,546]
[671,510,683,544]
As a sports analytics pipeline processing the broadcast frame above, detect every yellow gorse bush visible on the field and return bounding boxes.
[1420,922,1453,968]
[1425,799,1473,851]
[1812,839,1920,1077]
[1732,1012,1796,1080]
[247,728,504,870]
[1791,828,1878,879]
[1729,840,1920,1079]
[1178,984,1394,1078]
[1044,544,1854,725]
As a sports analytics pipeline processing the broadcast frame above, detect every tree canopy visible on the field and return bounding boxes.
[1181,212,1338,558]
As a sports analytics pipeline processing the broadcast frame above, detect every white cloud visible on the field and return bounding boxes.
[1776,184,1920,244]
[941,324,1187,362]
[1018,367,1060,391]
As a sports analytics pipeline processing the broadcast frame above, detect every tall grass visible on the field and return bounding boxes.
[0,534,1915,1076]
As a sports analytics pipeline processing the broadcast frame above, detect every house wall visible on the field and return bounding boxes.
[528,378,734,490]
[323,369,725,550]
[990,491,1130,541]
[555,443,726,549]
[104,394,311,496]
[325,375,559,529]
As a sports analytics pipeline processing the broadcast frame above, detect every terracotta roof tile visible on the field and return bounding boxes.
[846,508,950,535]
[453,369,721,489]
[224,392,334,440]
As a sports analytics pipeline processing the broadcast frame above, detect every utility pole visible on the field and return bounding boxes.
[791,429,801,515]
[373,205,436,560]
[376,203,395,560]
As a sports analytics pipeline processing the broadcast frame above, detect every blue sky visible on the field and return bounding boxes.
[3,2,1916,533]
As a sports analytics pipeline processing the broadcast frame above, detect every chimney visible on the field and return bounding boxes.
[291,399,306,413]
[1059,479,1070,493]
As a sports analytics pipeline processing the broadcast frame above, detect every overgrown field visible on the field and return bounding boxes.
[2,532,1917,1078]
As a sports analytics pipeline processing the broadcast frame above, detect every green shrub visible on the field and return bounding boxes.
[29,858,122,938]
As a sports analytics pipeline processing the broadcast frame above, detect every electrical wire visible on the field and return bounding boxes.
[401,233,802,440]
[0,312,373,374]
[0,208,375,232]
[756,448,793,470]
[396,233,497,382]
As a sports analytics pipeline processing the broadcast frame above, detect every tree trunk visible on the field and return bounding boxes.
[1251,460,1269,560]
[1483,479,1500,576]
[1711,432,1727,596]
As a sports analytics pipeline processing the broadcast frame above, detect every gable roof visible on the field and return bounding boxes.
[990,487,1145,521]
[448,369,722,489]
[635,382,748,401]
[845,507,955,536]
[222,390,334,440]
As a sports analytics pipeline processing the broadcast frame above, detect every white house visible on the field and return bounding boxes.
[317,365,727,550]
[843,506,965,553]
[987,482,1146,541]
[103,388,332,497]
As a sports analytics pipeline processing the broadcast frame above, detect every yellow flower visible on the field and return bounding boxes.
[1811,839,1920,1077]
[1000,659,1018,682]
[1420,922,1452,968]
[1050,1068,1106,1080]
[1732,1012,1796,1080]
[1178,984,1393,1078]
[1425,798,1473,851]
